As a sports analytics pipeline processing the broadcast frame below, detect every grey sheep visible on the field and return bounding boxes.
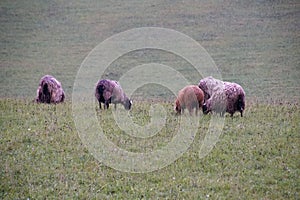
[95,79,132,110]
[35,75,65,104]
[199,76,245,117]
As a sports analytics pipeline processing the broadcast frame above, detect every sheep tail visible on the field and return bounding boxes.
[40,80,51,103]
[42,82,49,95]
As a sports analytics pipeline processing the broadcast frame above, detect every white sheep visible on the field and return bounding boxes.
[199,76,246,117]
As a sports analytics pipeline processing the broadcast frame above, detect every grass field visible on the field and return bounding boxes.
[1,0,299,199]
[1,99,299,199]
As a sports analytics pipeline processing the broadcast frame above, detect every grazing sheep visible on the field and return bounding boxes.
[199,76,245,117]
[174,85,204,115]
[95,79,132,110]
[223,81,245,117]
[35,75,65,104]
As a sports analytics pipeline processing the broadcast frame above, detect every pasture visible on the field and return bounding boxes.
[1,0,299,199]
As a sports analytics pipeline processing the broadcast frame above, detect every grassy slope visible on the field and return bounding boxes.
[0,99,299,199]
[0,0,299,100]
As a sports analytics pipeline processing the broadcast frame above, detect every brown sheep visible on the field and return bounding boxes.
[95,79,132,110]
[174,85,204,115]
[35,75,65,104]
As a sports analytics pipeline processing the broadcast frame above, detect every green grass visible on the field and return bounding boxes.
[0,99,299,199]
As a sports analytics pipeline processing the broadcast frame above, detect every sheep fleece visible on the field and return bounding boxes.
[198,76,224,101]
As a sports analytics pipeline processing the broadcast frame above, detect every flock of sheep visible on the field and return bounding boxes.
[35,74,245,117]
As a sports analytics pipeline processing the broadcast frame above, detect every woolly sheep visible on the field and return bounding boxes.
[223,81,245,117]
[174,85,204,115]
[35,75,65,104]
[199,76,245,117]
[95,79,132,110]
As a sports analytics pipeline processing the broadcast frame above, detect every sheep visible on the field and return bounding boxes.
[223,81,245,117]
[199,76,246,117]
[95,79,132,110]
[35,75,65,104]
[174,85,204,115]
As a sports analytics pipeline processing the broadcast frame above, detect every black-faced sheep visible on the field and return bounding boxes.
[174,85,204,115]
[199,76,245,117]
[95,79,132,110]
[35,75,65,104]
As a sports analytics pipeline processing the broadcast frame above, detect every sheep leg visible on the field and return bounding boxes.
[195,107,198,116]
[99,102,102,109]
[104,101,109,109]
[188,107,193,116]
[114,103,117,110]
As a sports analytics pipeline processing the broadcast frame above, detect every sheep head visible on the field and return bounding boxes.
[123,98,132,110]
[202,102,210,114]
[174,99,182,115]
